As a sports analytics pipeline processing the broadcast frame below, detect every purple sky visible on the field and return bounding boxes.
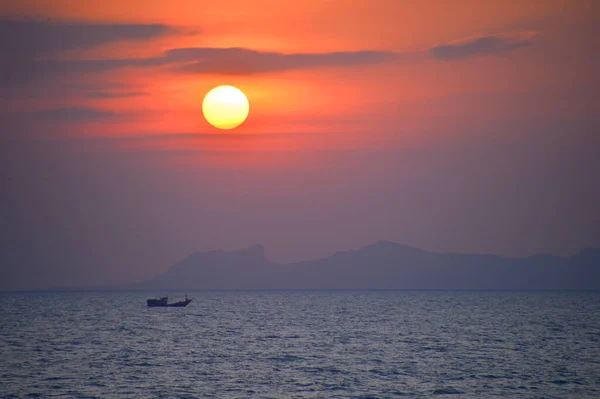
[1,1,599,289]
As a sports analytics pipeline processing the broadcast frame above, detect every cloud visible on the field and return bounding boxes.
[1,107,122,140]
[1,20,537,88]
[430,32,534,60]
[163,48,395,75]
[11,107,117,122]
[3,46,395,85]
[0,19,393,84]
[1,107,120,140]
[87,91,147,99]
[69,82,138,91]
[0,19,173,56]
[0,19,177,85]
[86,132,278,142]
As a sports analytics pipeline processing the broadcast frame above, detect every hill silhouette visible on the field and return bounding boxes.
[133,241,600,290]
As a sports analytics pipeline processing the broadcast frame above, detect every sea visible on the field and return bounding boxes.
[0,290,599,398]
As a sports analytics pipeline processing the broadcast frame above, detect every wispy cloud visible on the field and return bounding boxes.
[0,19,179,85]
[19,47,396,80]
[165,48,395,75]
[429,32,534,60]
[11,107,117,122]
[87,91,147,99]
[0,19,174,56]
[1,19,536,88]
[82,132,288,143]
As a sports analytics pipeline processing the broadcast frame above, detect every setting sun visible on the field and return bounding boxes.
[202,85,249,130]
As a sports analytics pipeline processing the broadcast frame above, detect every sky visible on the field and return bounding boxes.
[1,0,599,290]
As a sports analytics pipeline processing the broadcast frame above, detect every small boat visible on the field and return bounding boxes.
[147,295,193,307]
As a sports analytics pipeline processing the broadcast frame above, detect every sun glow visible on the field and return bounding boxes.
[202,85,249,130]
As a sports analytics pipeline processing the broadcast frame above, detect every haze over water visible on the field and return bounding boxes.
[1,290,599,398]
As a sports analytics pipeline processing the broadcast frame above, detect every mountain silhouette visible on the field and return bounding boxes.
[134,241,600,290]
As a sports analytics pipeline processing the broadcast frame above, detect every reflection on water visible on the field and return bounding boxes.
[1,290,599,398]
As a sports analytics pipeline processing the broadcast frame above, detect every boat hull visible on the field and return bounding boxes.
[147,298,192,307]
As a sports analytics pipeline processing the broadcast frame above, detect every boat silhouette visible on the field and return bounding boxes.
[146,295,193,307]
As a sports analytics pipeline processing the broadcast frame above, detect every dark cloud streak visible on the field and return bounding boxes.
[87,91,147,99]
[1,19,536,87]
[8,107,117,122]
[0,19,176,86]
[16,47,395,81]
[166,48,395,74]
[0,19,173,56]
[430,33,533,60]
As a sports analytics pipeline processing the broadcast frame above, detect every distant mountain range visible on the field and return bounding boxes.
[131,241,600,290]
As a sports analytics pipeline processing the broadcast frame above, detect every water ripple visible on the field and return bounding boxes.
[1,290,599,398]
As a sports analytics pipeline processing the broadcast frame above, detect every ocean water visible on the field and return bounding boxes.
[0,291,599,398]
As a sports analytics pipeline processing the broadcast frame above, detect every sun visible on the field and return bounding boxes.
[202,85,249,130]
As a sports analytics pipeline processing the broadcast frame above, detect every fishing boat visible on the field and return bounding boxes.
[146,295,193,307]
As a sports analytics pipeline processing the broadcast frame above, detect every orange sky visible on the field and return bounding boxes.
[3,0,597,151]
[1,0,599,288]
[3,1,588,47]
